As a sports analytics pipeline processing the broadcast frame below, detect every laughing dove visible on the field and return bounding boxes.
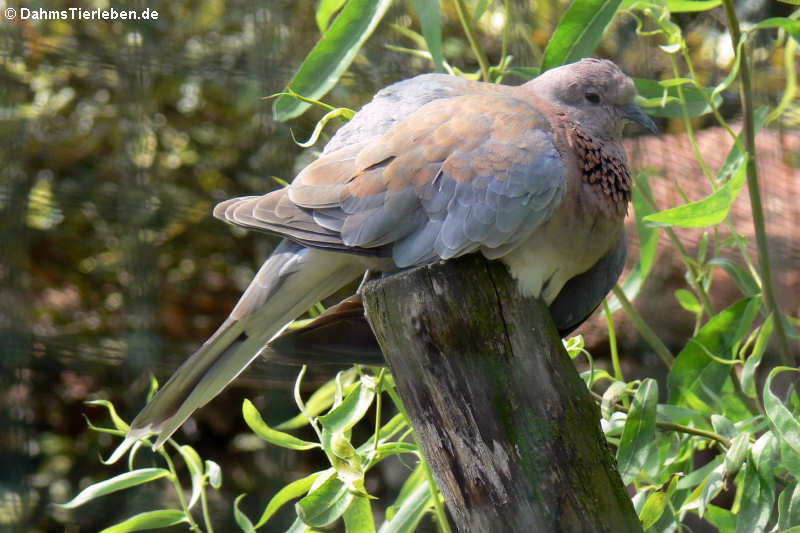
[128,58,657,448]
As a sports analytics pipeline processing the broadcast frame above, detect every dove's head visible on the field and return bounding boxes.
[527,58,657,139]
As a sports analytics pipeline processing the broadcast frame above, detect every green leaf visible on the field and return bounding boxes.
[410,0,444,71]
[617,378,658,484]
[98,510,187,533]
[316,0,348,32]
[273,0,392,121]
[85,399,130,432]
[665,0,721,12]
[668,299,754,416]
[343,494,376,533]
[57,468,171,509]
[736,435,777,533]
[639,490,669,529]
[318,379,376,434]
[540,0,624,71]
[379,480,432,533]
[279,368,358,430]
[707,257,760,297]
[724,433,750,477]
[740,314,773,398]
[634,78,721,118]
[675,289,701,314]
[296,474,354,527]
[644,157,747,228]
[676,455,722,490]
[243,399,320,451]
[705,504,737,532]
[234,494,257,533]
[175,444,204,509]
[753,17,800,44]
[763,367,800,461]
[251,471,324,529]
[711,415,736,440]
[778,483,800,531]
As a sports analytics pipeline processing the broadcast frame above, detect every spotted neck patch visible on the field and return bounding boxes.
[568,123,632,215]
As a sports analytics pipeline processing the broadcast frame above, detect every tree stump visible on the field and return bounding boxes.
[361,255,642,533]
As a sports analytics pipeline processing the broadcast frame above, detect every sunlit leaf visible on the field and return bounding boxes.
[318,379,376,434]
[343,494,376,533]
[644,157,746,228]
[753,17,800,44]
[541,0,624,71]
[57,468,171,509]
[666,0,721,12]
[379,480,432,533]
[296,474,353,527]
[243,399,319,450]
[251,471,324,529]
[316,0,348,32]
[99,510,187,533]
[274,0,392,121]
[675,289,701,314]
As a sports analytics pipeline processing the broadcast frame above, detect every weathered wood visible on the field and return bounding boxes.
[361,255,642,533]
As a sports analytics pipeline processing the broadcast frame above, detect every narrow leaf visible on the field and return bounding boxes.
[99,510,187,533]
[252,471,323,529]
[634,78,721,118]
[410,0,444,71]
[243,399,319,451]
[644,157,746,228]
[753,17,800,44]
[318,380,376,434]
[666,0,721,12]
[296,474,353,527]
[740,314,773,398]
[617,379,658,483]
[274,0,392,121]
[763,367,800,459]
[378,481,432,533]
[541,0,624,71]
[58,468,171,509]
[316,0,348,32]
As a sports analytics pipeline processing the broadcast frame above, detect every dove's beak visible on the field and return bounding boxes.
[621,103,658,134]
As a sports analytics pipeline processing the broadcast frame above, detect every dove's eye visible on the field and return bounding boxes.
[584,90,601,104]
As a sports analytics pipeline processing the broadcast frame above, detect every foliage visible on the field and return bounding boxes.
[29,0,800,531]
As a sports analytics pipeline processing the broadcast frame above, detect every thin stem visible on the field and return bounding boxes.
[721,0,795,367]
[590,391,731,449]
[636,177,716,318]
[201,485,215,533]
[603,299,624,381]
[453,0,490,81]
[612,285,675,368]
[159,446,202,532]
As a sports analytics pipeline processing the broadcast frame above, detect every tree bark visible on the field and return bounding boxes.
[361,255,642,533]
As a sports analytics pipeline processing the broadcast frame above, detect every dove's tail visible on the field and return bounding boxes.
[126,240,362,450]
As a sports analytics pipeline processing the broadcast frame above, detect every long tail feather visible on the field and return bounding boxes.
[127,240,362,449]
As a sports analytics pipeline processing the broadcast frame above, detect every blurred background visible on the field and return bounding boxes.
[0,0,797,531]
